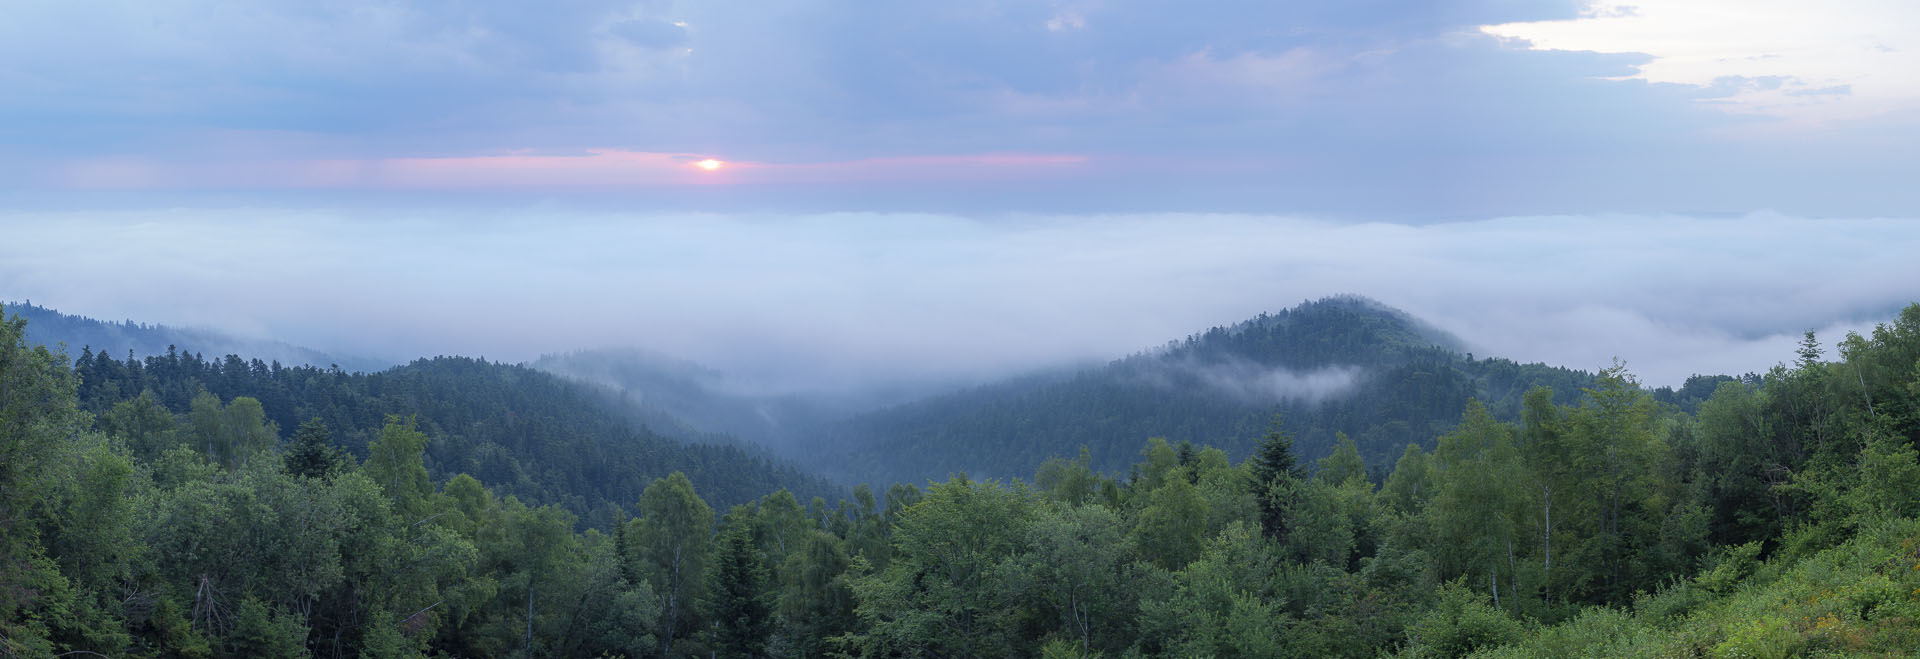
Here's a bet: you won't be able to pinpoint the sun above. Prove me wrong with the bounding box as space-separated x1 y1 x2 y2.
694 158 725 171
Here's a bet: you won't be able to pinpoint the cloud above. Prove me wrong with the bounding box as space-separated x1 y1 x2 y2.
1482 0 1920 124
1135 358 1365 406
2 210 1914 394
43 151 1091 189
4 1 1915 216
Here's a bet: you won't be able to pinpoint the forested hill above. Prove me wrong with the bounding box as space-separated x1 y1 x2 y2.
63 341 839 528
8 300 390 373
814 295 1597 485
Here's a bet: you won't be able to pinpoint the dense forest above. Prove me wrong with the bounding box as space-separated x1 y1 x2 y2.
58 340 839 529
814 296 1600 485
5 301 1920 657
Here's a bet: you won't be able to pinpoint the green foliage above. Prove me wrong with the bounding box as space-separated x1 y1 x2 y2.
1316 432 1369 486
1695 541 1763 595
1381 442 1433 514
186 392 278 470
1469 606 1673 659
750 488 810 568
0 307 87 654
1567 363 1668 600
102 389 180 461
363 415 434 521
1137 521 1292 657
1424 401 1526 609
1036 446 1103 506
36 430 142 651
284 416 348 480
1404 580 1525 658
1483 514 1920 658
1040 635 1107 659
8 301 1920 658
629 471 714 657
222 597 307 659
1711 615 1801 659
565 531 661 658
1285 477 1356 566
357 607 427 659
847 477 1034 658
68 347 838 526
1134 474 1208 570
143 596 214 658
707 524 771 659
1251 416 1306 546
1691 380 1784 547
1018 503 1136 655
774 530 855 657
1846 428 1920 519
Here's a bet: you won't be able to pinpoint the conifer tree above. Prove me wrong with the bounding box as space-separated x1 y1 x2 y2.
707 526 771 659
283 417 346 479
1250 415 1303 541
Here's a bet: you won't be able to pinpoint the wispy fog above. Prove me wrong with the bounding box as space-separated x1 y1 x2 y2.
1141 358 1364 406
2 210 1915 391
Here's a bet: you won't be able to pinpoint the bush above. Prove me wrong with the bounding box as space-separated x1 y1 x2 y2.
1711 615 1801 659
1404 580 1524 658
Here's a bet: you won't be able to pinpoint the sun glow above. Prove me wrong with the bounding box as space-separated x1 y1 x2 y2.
694 158 725 171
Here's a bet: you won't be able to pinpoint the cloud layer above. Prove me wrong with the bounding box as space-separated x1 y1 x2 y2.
3 210 1912 392
3 1 1916 216
1485 0 1920 124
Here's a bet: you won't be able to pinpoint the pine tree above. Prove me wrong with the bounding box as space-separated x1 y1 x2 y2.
707 526 771 659
283 417 346 479
1249 415 1302 541
1796 330 1824 369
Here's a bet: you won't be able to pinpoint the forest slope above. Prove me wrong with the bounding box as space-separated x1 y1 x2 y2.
9 300 389 372
815 295 1597 485
23 306 841 526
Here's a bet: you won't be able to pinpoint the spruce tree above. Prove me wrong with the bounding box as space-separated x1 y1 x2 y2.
708 526 771 659
1249 415 1302 541
282 417 345 479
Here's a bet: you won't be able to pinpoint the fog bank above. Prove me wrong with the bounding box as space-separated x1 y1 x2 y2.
2 210 1914 391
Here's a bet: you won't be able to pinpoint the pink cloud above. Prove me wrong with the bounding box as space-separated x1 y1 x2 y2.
50 149 1091 189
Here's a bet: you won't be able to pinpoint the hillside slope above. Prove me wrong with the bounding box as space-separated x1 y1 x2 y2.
8 300 390 372
815 296 1596 485
23 315 837 530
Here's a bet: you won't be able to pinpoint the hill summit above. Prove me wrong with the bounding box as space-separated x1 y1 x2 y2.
808 295 1591 485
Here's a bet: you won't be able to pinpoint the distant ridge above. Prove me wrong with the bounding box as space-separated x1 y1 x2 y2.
13 303 845 526
5 300 391 373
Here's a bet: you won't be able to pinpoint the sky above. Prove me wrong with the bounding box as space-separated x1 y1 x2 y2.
2 0 1918 393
